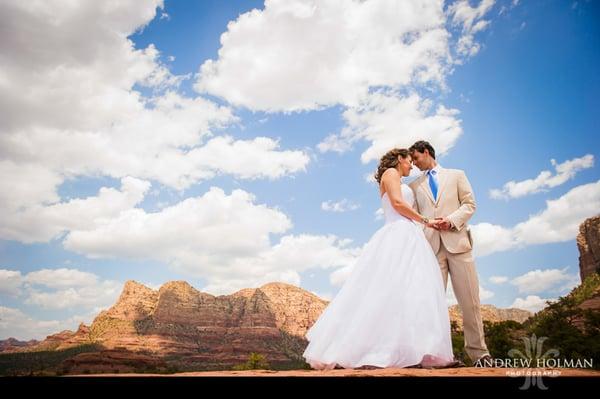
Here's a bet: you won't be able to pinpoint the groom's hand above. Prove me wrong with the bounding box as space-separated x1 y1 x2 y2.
426 220 440 229
434 217 452 231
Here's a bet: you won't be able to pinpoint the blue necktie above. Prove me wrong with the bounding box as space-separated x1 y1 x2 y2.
428 169 438 201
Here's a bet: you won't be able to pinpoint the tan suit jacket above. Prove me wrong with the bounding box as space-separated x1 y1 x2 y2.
409 166 475 254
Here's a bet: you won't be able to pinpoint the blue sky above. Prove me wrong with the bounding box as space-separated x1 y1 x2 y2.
0 0 599 340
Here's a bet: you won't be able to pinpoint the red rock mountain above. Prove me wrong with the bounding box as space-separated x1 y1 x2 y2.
3 281 533 374
448 304 531 330
0 338 39 353
51 281 327 372
577 215 600 282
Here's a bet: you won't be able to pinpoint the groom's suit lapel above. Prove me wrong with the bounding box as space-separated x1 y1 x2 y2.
434 167 449 205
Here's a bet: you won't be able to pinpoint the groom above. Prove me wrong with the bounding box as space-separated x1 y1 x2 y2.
408 140 492 366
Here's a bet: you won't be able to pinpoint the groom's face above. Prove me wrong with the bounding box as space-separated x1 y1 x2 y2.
410 150 429 171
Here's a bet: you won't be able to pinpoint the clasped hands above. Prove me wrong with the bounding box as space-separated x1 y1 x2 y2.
425 217 452 231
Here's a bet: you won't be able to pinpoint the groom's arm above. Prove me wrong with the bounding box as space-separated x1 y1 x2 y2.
446 171 476 231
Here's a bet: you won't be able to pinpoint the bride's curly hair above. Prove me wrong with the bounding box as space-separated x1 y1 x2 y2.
374 148 410 184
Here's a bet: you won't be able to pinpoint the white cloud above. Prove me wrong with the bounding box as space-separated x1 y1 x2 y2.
63 187 292 261
0 176 151 243
253 234 359 274
24 268 99 289
1 172 363 297
195 0 451 112
513 180 600 245
140 282 162 291
472 180 600 256
0 0 167 133
470 222 516 257
193 235 361 295
0 146 302 244
490 155 595 200
54 187 361 295
449 0 495 30
445 280 494 306
329 264 354 287
321 199 360 212
479 285 497 301
0 266 124 339
0 267 122 311
448 0 496 57
0 160 63 211
0 0 310 232
0 270 23 296
0 305 104 340
479 285 496 301
446 284 458 305
318 91 463 163
185 135 309 182
0 93 308 193
310 290 333 301
510 268 579 294
0 306 62 341
25 279 122 310
194 0 499 166
374 208 385 221
498 0 519 16
364 173 377 184
511 295 555 314
195 234 361 294
489 275 508 284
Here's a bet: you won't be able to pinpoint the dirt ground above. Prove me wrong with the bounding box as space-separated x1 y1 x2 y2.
72 367 600 377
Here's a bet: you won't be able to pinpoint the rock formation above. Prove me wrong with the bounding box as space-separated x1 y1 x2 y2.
21 281 327 372
577 215 600 282
448 304 532 330
5 280 531 373
0 338 39 353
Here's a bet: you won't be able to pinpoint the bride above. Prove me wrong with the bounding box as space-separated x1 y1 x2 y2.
302 148 456 370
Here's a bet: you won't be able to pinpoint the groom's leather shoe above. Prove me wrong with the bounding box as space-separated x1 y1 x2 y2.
445 359 466 368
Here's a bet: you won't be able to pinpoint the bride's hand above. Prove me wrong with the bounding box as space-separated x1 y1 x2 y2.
425 220 440 230
434 217 452 231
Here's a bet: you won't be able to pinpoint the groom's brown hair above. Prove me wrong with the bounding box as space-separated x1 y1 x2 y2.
409 140 436 159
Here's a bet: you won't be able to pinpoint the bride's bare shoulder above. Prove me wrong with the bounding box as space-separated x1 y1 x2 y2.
381 168 399 178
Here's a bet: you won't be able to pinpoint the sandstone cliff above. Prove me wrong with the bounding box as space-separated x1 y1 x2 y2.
448 304 532 330
0 338 39 353
577 215 600 282
52 281 326 372
9 280 531 373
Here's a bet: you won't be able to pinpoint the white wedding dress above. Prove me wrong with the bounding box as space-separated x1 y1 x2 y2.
303 184 454 369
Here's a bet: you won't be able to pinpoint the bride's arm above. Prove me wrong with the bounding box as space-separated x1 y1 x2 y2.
381 169 433 226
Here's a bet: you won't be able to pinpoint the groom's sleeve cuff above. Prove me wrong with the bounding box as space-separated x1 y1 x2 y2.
446 216 461 231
